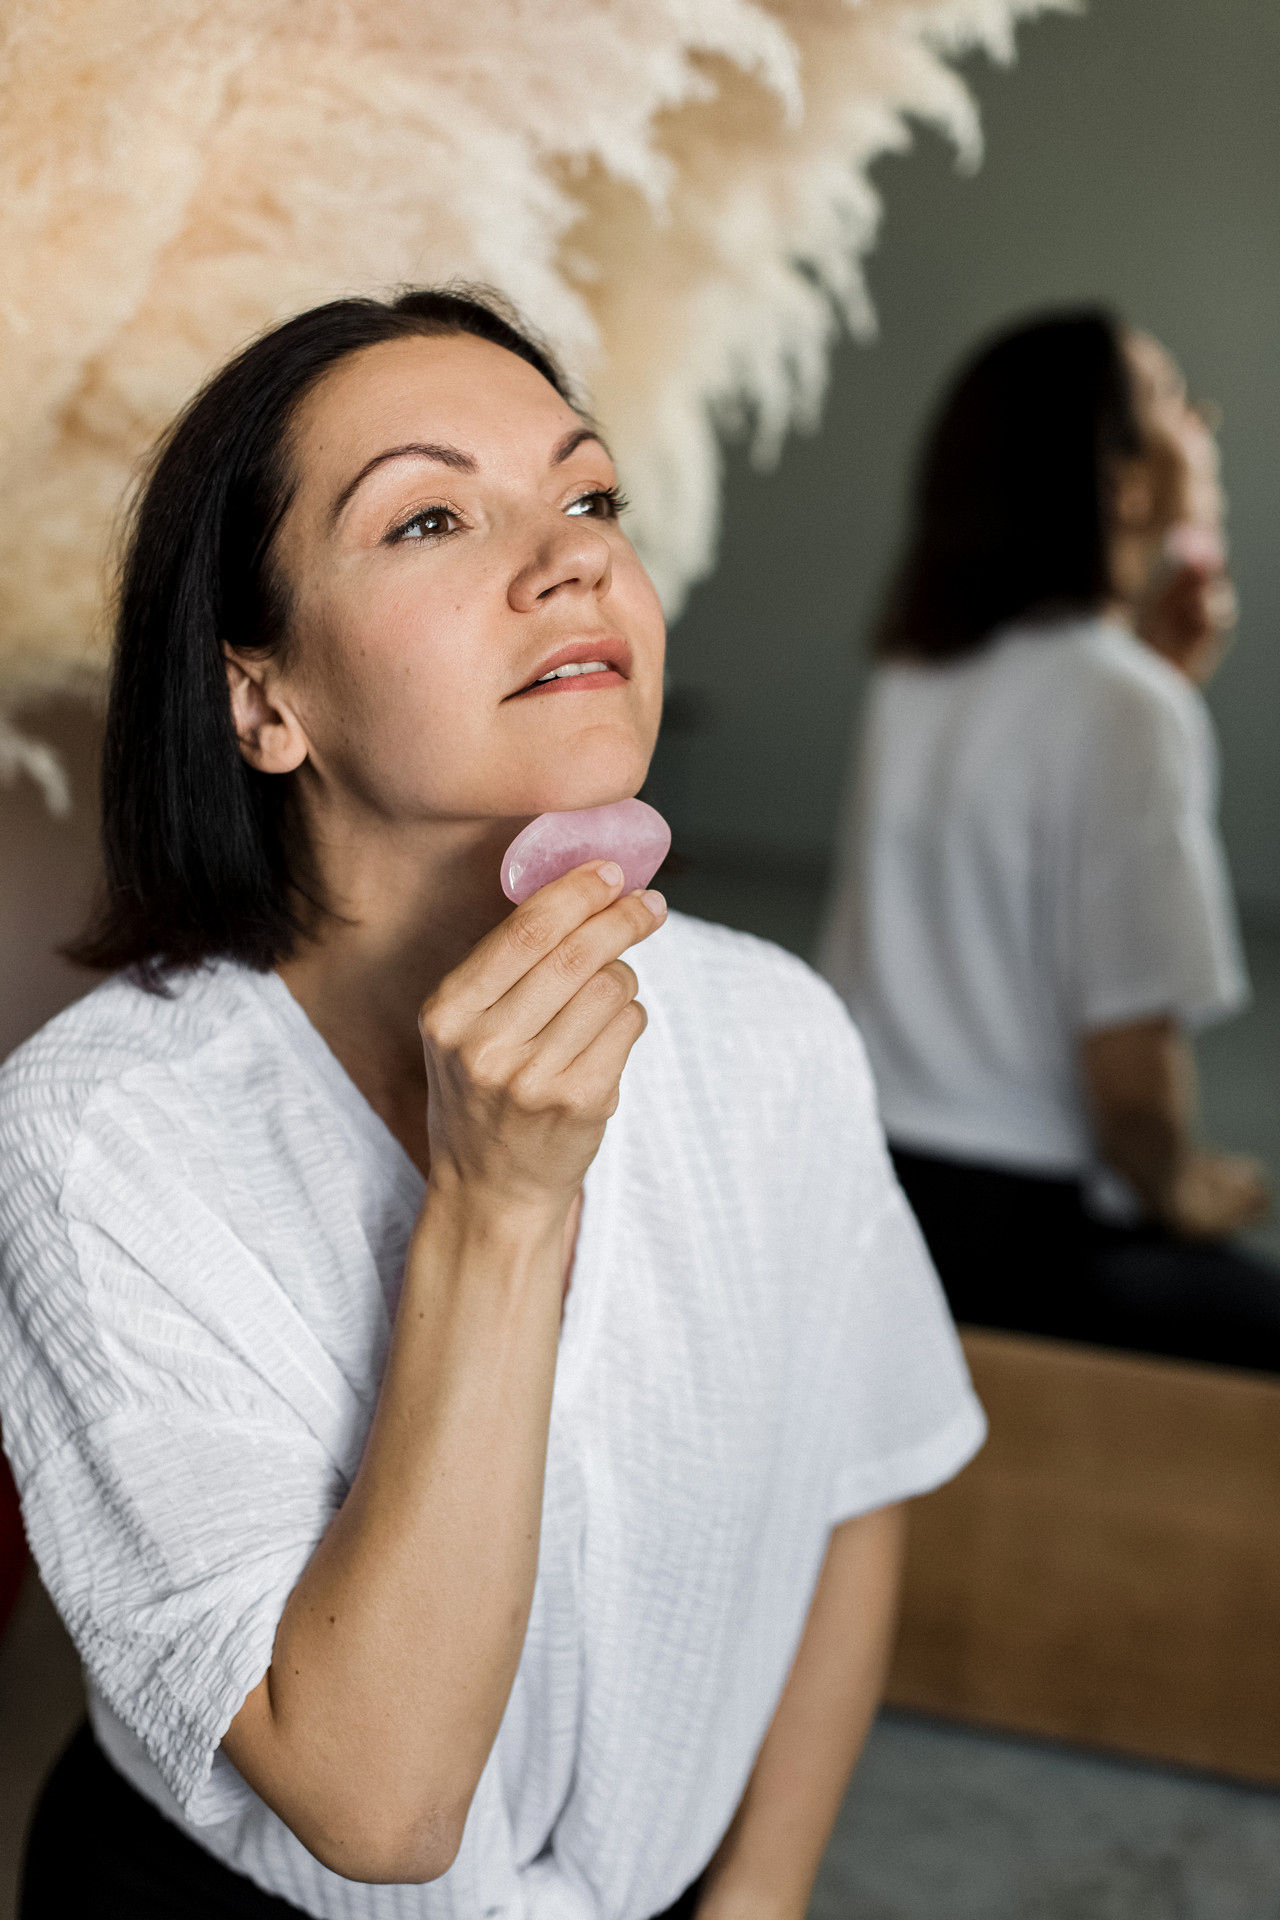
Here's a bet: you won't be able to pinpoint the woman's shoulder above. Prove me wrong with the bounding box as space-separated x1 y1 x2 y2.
624 913 894 1226
638 909 843 1014
966 617 1205 743
0 964 255 1190
998 616 1198 729
1075 617 1192 692
1065 622 1208 770
633 910 874 1096
870 617 1137 710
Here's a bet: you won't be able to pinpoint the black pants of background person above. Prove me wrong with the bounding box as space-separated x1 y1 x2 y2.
23 1723 706 1920
891 1145 1280 1374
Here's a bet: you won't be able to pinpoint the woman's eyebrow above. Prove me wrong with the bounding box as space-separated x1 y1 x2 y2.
551 426 609 466
330 442 478 523
330 426 611 524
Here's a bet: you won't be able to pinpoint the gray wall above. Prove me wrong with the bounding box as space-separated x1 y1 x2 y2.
657 0 1280 920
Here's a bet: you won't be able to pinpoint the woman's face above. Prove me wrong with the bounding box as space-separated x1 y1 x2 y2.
244 332 666 827
1122 330 1222 538
1119 330 1234 682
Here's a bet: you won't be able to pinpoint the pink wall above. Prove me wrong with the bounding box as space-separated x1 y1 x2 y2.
0 702 105 1063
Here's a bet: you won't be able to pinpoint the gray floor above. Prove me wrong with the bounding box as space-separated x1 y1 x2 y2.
817 1713 1280 1920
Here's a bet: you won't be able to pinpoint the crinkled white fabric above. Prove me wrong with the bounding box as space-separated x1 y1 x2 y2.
0 912 983 1920
820 618 1248 1177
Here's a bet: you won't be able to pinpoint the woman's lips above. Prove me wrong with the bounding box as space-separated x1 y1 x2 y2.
508 637 632 699
511 666 628 698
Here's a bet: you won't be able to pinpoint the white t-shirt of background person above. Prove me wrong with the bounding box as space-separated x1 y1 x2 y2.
819 617 1248 1180
0 913 983 1920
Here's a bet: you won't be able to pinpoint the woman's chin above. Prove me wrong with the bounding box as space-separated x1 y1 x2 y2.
502 779 644 819
496 748 654 820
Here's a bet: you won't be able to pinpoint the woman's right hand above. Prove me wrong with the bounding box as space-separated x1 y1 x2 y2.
418 859 666 1219
1166 1149 1270 1240
1082 1018 1269 1243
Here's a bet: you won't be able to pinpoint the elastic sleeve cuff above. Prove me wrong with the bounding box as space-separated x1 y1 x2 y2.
76 1551 305 1822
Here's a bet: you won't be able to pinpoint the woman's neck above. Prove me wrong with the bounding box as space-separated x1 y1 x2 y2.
1107 522 1167 626
1099 597 1138 632
277 811 520 1175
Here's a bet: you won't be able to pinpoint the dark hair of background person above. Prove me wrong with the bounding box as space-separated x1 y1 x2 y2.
874 307 1144 662
69 285 580 983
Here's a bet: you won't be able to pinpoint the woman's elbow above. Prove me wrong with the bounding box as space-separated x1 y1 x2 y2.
224 1692 476 1883
294 1795 470 1886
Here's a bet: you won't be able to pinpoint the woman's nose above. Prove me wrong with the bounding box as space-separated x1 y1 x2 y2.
508 515 613 612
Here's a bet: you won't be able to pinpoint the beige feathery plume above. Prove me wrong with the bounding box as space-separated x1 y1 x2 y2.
0 0 1071 802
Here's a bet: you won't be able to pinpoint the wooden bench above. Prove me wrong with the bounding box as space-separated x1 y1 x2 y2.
885 1328 1280 1784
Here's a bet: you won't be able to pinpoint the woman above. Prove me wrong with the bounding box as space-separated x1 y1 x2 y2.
820 307 1278 1368
0 288 982 1920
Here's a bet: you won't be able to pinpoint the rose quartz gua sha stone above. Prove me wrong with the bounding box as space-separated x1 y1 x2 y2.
500 799 671 905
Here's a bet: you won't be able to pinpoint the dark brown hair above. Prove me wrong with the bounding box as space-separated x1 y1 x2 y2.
70 285 576 982
875 308 1144 661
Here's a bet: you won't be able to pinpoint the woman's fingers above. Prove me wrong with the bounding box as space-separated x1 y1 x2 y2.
539 995 650 1121
423 869 663 1052
508 961 640 1083
489 892 663 1045
455 862 627 1011
425 862 656 1025
416 862 664 1209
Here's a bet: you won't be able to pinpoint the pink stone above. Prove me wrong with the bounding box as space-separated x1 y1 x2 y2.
500 799 672 904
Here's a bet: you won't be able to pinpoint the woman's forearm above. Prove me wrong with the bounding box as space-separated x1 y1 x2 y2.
1080 1014 1190 1213
697 1504 906 1920
223 1180 567 1882
1080 1017 1269 1236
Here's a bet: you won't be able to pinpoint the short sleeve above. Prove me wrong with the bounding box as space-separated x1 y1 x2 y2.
829 1181 987 1524
0 1095 356 1824
1073 670 1247 1032
788 986 987 1525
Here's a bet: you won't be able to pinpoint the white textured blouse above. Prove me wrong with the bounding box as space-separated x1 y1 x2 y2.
0 912 982 1920
821 619 1247 1177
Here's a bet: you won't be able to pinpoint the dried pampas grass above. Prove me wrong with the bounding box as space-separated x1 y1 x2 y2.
0 0 1070 801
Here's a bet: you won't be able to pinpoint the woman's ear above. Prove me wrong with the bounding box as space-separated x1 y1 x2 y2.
1111 456 1157 534
224 648 309 774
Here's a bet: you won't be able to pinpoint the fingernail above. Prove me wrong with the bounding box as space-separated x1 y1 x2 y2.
597 861 624 888
640 889 667 918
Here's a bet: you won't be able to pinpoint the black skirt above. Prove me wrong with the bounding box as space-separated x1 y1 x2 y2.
23 1722 705 1920
891 1143 1280 1372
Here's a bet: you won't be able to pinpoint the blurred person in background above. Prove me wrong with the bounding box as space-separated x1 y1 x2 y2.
820 308 1280 1369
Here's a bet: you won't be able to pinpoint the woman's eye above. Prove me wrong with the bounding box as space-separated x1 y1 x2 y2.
391 506 458 543
565 488 628 521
